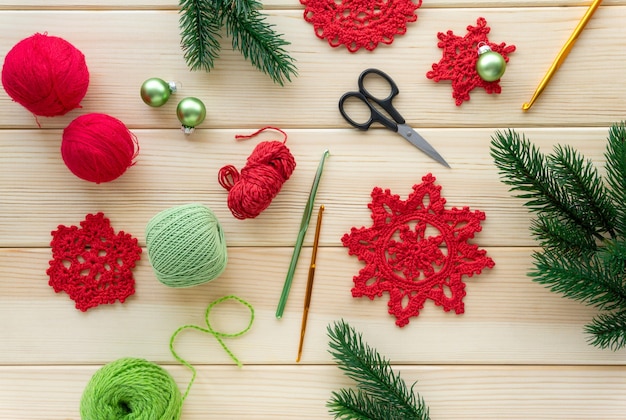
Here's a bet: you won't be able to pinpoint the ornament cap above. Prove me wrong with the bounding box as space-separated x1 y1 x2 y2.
477 42 492 55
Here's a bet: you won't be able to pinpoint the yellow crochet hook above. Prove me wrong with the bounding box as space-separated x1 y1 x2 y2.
522 0 603 111
296 204 324 362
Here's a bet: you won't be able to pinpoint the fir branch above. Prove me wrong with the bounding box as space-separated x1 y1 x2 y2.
327 320 430 420
490 130 604 241
604 122 626 235
224 5 297 85
531 249 626 312
530 216 598 258
328 389 407 420
548 144 617 238
179 0 224 71
585 310 626 350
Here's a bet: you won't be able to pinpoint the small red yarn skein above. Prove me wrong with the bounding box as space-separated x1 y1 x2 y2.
218 127 296 219
1 33 89 117
61 113 138 184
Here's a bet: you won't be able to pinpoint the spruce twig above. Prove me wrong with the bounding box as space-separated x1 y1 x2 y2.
327 320 430 420
178 0 297 85
179 0 223 71
490 122 626 350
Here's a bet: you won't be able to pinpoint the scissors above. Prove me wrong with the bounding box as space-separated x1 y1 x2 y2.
339 68 450 168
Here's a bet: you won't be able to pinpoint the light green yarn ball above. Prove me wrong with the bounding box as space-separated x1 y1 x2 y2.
146 203 228 288
80 357 183 420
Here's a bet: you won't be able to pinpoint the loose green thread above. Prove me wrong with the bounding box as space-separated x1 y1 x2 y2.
170 295 255 401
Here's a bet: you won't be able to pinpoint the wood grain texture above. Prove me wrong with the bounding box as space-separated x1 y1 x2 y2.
0 1 625 419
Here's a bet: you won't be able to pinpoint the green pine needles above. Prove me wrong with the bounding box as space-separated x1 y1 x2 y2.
327 320 430 420
179 0 297 85
490 121 626 350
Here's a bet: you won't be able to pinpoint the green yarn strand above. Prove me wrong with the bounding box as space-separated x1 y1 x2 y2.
80 357 183 420
170 295 255 401
146 203 228 288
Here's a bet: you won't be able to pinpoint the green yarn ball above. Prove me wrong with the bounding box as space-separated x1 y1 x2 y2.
80 357 183 420
146 203 228 288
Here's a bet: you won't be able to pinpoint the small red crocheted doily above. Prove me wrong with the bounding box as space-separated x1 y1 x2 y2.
301 0 422 52
342 174 495 327
426 17 516 106
47 213 142 311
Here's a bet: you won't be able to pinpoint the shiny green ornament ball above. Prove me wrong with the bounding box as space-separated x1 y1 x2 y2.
476 44 506 82
177 97 206 134
140 78 176 107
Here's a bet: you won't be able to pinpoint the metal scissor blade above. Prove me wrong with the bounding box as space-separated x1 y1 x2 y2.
396 124 450 168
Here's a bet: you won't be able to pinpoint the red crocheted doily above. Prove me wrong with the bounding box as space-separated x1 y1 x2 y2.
301 0 422 52
342 174 495 327
426 17 516 106
47 213 142 311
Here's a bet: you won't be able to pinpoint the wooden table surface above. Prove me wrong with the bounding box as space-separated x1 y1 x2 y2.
1 0 626 419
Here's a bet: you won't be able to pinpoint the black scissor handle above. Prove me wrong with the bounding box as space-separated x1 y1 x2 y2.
339 91 388 131
357 68 405 125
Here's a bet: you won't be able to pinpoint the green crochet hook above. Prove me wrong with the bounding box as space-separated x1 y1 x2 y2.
276 149 330 319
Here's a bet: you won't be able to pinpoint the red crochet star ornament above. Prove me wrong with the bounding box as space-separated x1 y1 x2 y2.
47 213 142 311
342 174 495 327
300 0 422 52
426 17 516 106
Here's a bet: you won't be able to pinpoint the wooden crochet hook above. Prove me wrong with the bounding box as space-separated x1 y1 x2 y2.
522 0 603 110
296 204 324 363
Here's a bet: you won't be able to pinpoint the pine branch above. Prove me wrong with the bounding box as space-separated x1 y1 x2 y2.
327 320 430 420
179 0 297 84
604 122 626 235
328 389 407 420
548 144 617 238
179 0 224 71
585 310 626 350
490 129 604 241
225 5 297 86
530 216 598 258
531 248 626 312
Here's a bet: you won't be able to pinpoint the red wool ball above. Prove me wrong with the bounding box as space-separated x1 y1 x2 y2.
1 33 89 117
62 113 138 184
218 128 296 219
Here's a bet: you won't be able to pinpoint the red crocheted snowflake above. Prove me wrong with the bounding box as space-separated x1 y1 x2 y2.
301 0 422 52
426 17 516 106
47 213 142 311
342 174 495 327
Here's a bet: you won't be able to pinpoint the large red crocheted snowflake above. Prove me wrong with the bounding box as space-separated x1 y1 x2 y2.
301 0 422 52
47 213 142 311
342 174 495 327
426 17 516 106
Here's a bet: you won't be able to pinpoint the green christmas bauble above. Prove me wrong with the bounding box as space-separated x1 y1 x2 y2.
476 44 506 82
176 97 206 134
140 78 176 107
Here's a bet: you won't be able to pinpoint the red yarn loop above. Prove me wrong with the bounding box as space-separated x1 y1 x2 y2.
218 127 296 220
1 33 89 117
61 113 138 184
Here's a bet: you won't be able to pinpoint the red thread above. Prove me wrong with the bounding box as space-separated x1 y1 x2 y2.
1 33 89 117
61 113 139 184
426 17 516 106
342 174 495 327
218 127 296 220
47 213 142 311
301 0 421 52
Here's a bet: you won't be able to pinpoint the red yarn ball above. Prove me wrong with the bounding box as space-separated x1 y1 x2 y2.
218 129 296 219
62 113 138 184
1 33 89 117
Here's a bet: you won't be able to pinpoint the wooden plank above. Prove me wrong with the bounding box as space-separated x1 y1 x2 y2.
1 247 623 365
0 0 625 10
1 364 626 419
0 9 623 129
0 127 614 248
